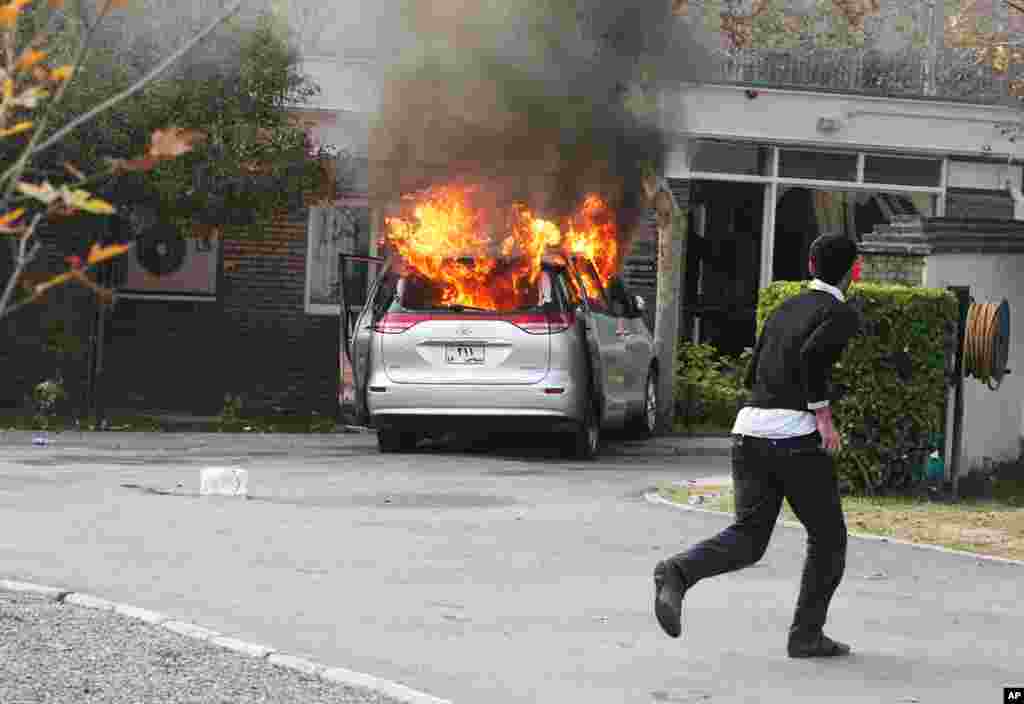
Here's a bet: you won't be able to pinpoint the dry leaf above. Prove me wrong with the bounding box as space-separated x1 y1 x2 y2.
63 161 85 181
0 208 25 226
11 86 49 109
47 0 64 7
64 188 115 215
148 127 206 160
107 155 158 174
0 0 31 28
0 120 32 138
17 180 59 204
15 49 47 71
34 270 75 296
0 207 24 234
87 242 131 265
50 65 74 82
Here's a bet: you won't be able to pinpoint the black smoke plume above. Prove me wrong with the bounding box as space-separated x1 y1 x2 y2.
369 0 711 244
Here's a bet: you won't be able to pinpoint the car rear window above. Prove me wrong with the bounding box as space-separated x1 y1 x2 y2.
391 265 568 315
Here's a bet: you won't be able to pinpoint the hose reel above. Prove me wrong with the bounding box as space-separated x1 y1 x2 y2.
962 299 1011 391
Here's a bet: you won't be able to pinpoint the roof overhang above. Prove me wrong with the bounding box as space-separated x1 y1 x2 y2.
662 82 1024 164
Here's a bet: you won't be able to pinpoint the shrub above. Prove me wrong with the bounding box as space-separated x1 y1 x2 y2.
32 377 66 430
757 281 958 494
674 342 751 431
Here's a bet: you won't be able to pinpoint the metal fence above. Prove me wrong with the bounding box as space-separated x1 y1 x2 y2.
714 47 1020 104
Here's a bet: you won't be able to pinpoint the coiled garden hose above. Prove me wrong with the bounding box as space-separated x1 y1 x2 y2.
962 299 1011 391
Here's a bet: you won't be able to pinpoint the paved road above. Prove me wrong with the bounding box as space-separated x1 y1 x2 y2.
1 430 1020 703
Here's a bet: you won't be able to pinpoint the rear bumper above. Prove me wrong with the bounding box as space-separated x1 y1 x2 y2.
367 377 584 434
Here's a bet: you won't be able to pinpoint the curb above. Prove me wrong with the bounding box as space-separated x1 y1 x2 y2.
0 579 452 704
644 491 1024 568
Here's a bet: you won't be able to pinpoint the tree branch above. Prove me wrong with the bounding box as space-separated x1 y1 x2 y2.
0 0 113 208
0 213 43 318
1008 0 1024 14
34 0 245 156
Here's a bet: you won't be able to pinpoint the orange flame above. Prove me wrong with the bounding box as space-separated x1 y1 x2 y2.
384 184 620 311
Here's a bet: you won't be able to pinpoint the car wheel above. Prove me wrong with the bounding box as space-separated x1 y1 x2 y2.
629 367 658 438
378 429 417 453
567 395 600 461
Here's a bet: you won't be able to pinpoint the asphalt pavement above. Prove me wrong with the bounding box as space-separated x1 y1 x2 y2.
0 430 1020 703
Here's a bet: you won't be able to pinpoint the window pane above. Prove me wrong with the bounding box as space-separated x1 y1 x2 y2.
864 156 941 187
308 205 370 307
691 140 769 176
779 150 857 181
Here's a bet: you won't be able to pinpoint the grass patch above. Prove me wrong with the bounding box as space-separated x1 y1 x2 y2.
0 414 164 432
656 483 1024 562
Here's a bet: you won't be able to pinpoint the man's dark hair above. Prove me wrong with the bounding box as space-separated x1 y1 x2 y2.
809 234 858 286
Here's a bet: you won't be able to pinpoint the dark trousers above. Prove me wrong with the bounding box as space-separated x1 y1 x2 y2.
666 433 848 639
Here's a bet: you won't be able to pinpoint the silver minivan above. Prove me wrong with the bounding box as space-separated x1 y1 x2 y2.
339 252 659 459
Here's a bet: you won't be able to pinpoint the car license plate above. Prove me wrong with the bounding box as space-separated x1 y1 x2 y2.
445 344 485 365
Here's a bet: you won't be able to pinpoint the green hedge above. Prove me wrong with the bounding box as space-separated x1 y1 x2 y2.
757 282 958 493
674 342 750 431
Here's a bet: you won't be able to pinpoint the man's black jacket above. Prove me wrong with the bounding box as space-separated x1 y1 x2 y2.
744 290 861 412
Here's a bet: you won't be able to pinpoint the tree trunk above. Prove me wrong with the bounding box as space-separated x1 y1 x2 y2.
646 177 687 434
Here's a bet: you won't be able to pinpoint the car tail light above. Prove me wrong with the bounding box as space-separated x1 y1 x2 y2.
373 313 429 334
507 312 574 334
546 312 574 334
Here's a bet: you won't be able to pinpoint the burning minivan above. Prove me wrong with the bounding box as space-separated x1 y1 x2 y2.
339 185 658 459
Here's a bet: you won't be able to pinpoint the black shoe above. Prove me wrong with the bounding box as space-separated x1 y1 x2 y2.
787 633 852 658
653 561 687 639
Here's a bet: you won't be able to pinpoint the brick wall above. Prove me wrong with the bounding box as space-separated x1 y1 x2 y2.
1 207 340 418
219 212 338 414
859 252 926 286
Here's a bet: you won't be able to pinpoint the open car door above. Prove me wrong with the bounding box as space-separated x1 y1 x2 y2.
339 253 386 426
566 255 607 417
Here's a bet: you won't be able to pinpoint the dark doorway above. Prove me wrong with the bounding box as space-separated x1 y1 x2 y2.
772 186 818 282
684 181 763 357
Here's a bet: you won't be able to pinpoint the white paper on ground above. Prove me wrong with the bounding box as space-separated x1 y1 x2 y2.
199 467 249 496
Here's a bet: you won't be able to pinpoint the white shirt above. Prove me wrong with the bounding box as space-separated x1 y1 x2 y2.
731 279 845 439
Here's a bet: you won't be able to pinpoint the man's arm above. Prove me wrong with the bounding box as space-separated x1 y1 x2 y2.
800 307 860 452
743 330 764 391
799 307 860 410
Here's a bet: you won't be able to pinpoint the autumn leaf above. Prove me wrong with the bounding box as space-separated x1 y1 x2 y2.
63 161 85 181
11 86 49 109
107 155 158 174
87 242 131 265
0 207 24 233
3 79 12 100
148 127 206 160
0 120 32 138
34 270 75 297
0 0 31 28
16 49 47 71
47 0 64 7
0 208 24 226
50 65 74 82
97 0 131 11
64 188 115 214
17 180 59 205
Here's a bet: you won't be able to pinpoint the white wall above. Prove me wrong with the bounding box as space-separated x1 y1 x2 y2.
662 83 1024 168
924 254 1024 470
